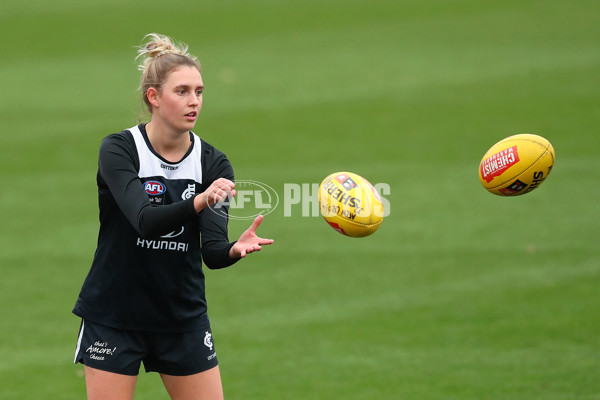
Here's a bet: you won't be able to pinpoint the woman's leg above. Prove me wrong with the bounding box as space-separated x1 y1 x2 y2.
84 366 138 400
160 365 224 400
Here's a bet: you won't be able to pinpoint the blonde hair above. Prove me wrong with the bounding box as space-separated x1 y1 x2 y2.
136 33 201 113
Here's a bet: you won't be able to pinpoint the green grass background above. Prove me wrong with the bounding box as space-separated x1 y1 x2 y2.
1 0 599 398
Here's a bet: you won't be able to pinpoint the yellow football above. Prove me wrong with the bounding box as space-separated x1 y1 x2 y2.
318 172 384 237
479 134 555 196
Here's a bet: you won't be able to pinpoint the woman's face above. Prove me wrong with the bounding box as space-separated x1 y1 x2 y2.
151 65 204 133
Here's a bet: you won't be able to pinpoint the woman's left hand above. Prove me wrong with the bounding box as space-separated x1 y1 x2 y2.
229 215 274 259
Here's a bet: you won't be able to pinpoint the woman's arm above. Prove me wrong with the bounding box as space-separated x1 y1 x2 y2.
98 133 197 238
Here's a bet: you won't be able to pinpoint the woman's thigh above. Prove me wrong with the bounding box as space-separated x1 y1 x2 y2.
84 366 138 400
160 365 224 400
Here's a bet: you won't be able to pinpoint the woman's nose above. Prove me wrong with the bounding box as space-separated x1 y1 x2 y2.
189 93 199 105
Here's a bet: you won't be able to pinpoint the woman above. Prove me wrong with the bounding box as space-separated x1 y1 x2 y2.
73 33 274 400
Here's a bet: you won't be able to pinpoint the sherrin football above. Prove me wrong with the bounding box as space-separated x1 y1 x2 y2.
318 172 384 237
479 134 555 196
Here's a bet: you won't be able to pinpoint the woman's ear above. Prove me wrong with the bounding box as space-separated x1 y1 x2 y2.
147 87 160 109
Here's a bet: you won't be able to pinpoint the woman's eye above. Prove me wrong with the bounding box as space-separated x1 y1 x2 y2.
196 90 203 96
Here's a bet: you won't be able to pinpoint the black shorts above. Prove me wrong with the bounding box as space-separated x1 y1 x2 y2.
73 316 218 376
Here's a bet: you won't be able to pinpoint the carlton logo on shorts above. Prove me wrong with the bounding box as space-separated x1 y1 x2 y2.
203 331 213 350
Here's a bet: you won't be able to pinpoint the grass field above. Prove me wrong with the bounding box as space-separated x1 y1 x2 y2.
1 0 599 399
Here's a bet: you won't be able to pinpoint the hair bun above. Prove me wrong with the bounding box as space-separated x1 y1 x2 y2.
136 33 193 71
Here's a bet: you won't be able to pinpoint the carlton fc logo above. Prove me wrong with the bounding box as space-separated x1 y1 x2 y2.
144 180 166 196
204 331 213 350
182 183 196 200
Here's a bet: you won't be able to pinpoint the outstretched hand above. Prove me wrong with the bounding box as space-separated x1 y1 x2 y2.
229 215 274 259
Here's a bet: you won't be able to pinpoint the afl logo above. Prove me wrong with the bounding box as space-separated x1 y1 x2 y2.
144 180 166 196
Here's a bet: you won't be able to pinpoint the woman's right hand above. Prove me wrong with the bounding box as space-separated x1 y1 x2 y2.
194 178 236 212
